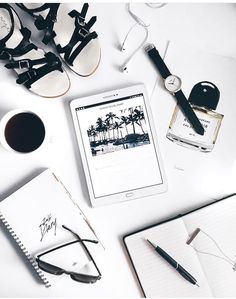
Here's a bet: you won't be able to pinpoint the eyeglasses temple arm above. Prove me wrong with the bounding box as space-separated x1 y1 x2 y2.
37 239 79 258
62 225 101 276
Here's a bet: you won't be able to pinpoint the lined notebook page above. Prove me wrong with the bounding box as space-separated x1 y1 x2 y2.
125 218 212 297
183 195 236 297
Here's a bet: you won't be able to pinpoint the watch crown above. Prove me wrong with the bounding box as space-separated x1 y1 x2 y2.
144 43 155 53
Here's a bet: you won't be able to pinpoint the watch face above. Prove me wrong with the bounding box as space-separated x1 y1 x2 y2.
164 75 182 93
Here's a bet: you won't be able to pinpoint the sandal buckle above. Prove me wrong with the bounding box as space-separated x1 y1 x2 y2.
0 50 5 58
79 27 88 38
0 50 12 60
27 69 37 80
78 16 85 26
19 59 30 69
49 13 57 23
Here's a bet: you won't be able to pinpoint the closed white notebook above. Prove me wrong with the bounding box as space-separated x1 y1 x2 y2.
124 194 236 297
0 169 104 287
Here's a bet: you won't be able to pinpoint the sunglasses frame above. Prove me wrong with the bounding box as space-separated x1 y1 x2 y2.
36 225 102 283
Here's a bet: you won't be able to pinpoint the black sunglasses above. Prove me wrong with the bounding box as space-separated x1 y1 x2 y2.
36 225 102 283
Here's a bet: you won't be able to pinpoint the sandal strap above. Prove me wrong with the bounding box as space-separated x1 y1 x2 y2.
56 4 98 66
0 27 37 60
17 3 60 45
64 31 98 66
0 5 63 89
34 4 60 45
15 52 63 89
70 3 89 26
5 56 48 70
70 10 97 31
12 28 38 56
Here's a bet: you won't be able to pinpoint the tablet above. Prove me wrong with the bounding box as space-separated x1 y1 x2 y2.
70 84 167 207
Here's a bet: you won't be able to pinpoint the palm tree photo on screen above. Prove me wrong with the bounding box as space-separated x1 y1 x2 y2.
87 105 150 156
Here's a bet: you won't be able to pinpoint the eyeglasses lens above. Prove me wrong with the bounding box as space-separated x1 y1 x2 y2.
37 259 64 275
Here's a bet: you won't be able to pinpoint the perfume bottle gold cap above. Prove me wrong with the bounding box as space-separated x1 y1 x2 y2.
189 81 220 110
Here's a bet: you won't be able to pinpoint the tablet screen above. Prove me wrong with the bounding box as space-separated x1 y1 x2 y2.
75 93 163 198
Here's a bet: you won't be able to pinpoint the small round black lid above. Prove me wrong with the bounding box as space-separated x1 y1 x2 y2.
189 81 220 110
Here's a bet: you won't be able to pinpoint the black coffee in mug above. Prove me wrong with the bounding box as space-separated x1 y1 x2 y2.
4 112 45 153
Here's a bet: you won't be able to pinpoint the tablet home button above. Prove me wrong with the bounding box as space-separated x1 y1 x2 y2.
126 192 134 197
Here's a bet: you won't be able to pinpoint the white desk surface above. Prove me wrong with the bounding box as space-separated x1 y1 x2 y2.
1 2 236 297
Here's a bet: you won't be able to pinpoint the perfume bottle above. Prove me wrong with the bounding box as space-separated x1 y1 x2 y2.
167 81 224 152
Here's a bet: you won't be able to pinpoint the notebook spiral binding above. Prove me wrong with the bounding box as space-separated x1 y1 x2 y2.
0 213 51 288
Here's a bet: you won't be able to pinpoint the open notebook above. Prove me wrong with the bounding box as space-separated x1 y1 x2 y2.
0 169 104 287
124 194 236 297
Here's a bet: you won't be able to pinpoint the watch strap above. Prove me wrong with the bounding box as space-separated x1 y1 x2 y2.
146 45 171 79
145 44 204 136
175 90 204 135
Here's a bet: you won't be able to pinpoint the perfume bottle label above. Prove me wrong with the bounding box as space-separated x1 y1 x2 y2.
171 109 220 145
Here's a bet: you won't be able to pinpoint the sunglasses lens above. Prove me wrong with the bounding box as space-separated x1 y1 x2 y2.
70 273 100 284
37 259 64 275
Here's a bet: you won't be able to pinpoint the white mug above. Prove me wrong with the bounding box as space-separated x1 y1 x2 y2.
0 109 46 154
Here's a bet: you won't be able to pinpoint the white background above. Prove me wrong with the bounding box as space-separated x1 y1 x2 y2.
1 2 236 297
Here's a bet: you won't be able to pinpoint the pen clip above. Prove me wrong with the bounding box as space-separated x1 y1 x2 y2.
186 228 201 245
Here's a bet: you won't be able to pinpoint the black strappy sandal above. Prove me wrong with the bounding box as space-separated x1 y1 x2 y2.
17 3 101 77
0 4 70 98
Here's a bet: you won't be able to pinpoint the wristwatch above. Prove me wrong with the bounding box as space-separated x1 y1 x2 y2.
145 43 204 136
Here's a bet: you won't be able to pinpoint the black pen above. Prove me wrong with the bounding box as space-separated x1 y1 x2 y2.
147 239 200 287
